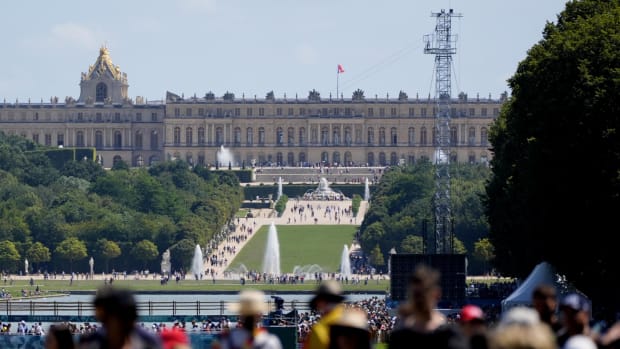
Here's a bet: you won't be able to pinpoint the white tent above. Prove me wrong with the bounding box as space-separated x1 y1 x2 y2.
501 261 559 312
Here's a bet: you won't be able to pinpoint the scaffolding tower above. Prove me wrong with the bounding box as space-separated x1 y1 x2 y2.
424 9 462 254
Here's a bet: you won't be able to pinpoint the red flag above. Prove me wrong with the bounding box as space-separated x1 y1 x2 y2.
337 64 345 74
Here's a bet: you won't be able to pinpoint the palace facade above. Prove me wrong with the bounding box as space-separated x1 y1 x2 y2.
0 48 503 168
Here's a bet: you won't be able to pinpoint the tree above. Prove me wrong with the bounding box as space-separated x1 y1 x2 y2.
131 240 159 270
400 235 424 254
26 242 51 272
96 239 121 273
473 238 494 275
55 237 87 272
170 238 196 272
0 240 21 273
485 1 620 311
369 244 385 272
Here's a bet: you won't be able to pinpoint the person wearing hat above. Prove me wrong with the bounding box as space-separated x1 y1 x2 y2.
458 305 488 349
303 280 347 349
211 289 282 349
557 293 593 348
328 307 371 349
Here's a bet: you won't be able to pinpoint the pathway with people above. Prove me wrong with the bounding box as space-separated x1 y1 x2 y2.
204 199 369 278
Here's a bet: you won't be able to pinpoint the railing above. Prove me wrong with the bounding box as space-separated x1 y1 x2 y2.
0 300 307 317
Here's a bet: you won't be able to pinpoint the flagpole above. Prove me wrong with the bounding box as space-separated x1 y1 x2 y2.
336 64 344 100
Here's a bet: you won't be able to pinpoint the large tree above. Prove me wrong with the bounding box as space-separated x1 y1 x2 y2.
55 237 88 272
486 0 620 313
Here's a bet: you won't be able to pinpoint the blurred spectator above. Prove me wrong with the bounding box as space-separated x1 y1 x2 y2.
78 286 163 349
458 304 489 349
303 279 347 349
45 323 75 349
557 293 593 348
488 307 556 349
211 289 282 349
329 307 371 349
160 328 190 349
388 264 468 349
532 284 561 333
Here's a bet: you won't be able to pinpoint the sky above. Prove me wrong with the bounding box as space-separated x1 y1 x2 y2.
0 0 569 103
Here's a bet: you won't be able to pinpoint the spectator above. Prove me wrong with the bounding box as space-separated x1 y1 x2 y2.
557 293 593 348
458 304 489 349
211 289 282 349
532 284 561 333
487 307 556 349
388 264 468 349
78 286 163 349
45 323 76 349
328 307 371 349
303 279 347 349
160 327 191 349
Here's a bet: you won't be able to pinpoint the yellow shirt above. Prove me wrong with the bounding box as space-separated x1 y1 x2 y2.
303 304 345 349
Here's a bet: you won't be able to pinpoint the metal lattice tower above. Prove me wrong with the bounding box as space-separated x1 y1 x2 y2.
424 9 461 254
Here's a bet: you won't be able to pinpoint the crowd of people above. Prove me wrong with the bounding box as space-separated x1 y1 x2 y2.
3 265 620 349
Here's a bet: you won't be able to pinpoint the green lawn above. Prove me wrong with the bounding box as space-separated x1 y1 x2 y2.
2 279 389 298
227 225 358 274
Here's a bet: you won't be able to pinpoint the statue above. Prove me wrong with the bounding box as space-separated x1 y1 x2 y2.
89 257 94 276
161 249 171 276
24 259 28 275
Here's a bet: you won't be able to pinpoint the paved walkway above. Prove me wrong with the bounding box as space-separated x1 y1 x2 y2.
205 199 369 278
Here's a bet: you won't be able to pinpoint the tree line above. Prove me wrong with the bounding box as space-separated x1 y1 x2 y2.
0 132 242 274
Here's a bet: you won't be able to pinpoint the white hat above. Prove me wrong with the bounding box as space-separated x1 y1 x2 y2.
332 308 369 331
227 289 269 316
563 335 597 349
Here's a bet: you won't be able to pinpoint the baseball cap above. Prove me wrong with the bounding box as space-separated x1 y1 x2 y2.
560 293 590 313
460 304 485 323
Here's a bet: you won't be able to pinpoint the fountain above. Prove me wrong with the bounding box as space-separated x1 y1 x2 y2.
190 244 204 280
340 245 352 278
292 264 324 280
216 145 234 168
364 177 370 201
303 177 347 200
262 222 281 276
277 177 283 200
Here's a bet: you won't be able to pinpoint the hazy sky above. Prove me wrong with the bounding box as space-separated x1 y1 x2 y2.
0 0 568 102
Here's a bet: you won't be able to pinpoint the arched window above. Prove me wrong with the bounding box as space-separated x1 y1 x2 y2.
216 127 224 145
379 127 386 145
198 127 205 145
287 152 294 166
299 127 306 145
450 126 458 145
391 127 398 145
135 131 143 149
420 127 427 145
390 152 398 165
276 152 283 166
136 155 144 167
367 127 374 145
258 127 265 145
367 152 375 166
468 127 476 145
321 151 329 164
234 127 241 146
276 127 284 145
113 155 122 165
96 83 107 102
173 127 181 145
95 130 104 148
186 127 193 145
344 151 352 166
151 130 158 150
333 151 341 165
287 127 295 145
408 127 415 145
246 127 253 146
379 152 387 166
76 131 85 147
114 131 122 148
481 127 488 146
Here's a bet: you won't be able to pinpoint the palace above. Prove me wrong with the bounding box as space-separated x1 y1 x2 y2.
0 48 503 168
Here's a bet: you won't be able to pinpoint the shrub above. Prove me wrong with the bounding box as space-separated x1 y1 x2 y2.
352 194 362 216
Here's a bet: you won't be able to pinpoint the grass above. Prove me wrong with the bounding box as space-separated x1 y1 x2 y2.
235 209 249 218
1 278 389 297
226 225 358 274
